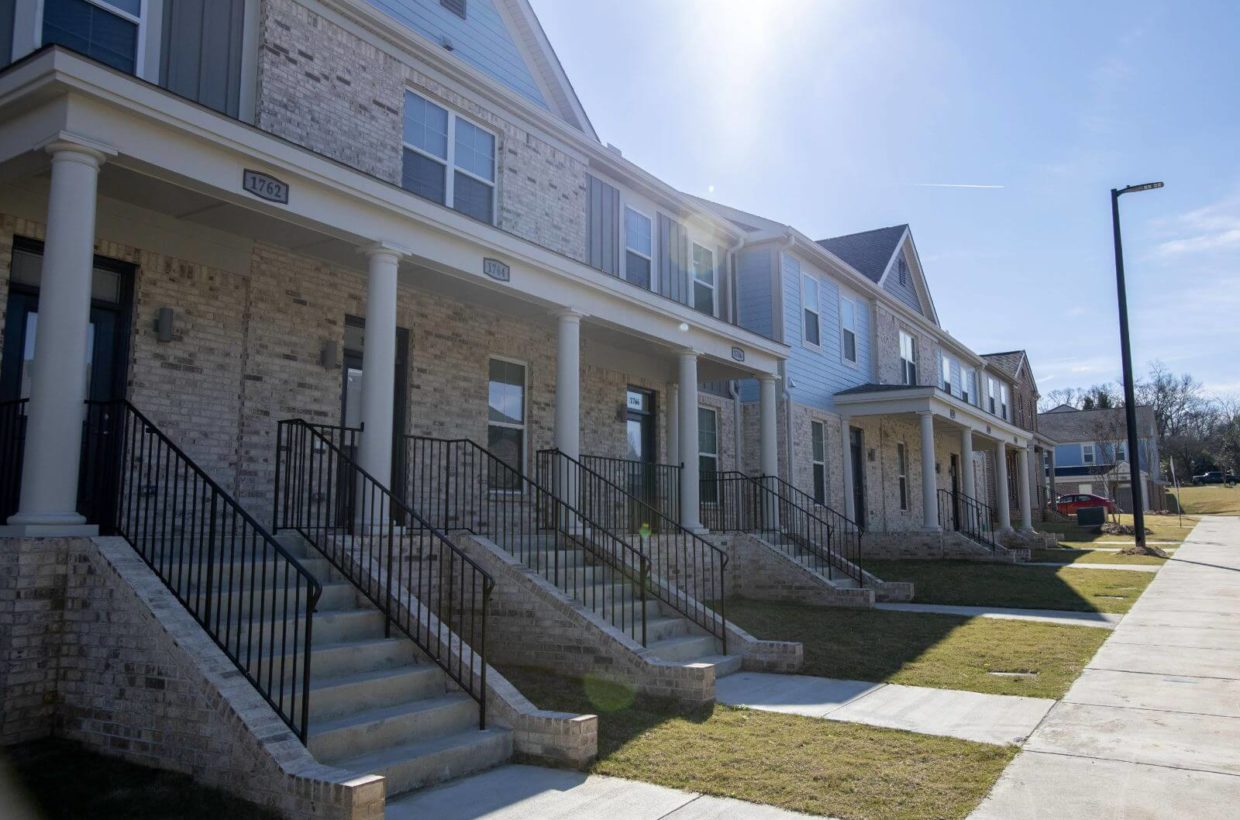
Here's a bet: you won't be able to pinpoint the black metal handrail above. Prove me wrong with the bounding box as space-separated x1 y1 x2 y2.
938 487 999 552
579 454 682 530
701 470 865 586
0 399 27 522
754 474 864 582
401 436 652 646
274 420 492 726
539 449 727 652
81 401 319 742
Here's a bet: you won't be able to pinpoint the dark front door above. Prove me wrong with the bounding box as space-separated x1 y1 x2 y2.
948 453 961 530
625 387 657 531
849 427 866 529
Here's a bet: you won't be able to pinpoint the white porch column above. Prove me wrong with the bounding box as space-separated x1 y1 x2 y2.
758 375 779 478
918 411 940 531
959 427 976 500
554 311 582 459
841 420 856 521
995 441 1012 531
678 351 703 531
8 139 113 535
1017 445 1033 531
667 383 679 466
358 243 405 490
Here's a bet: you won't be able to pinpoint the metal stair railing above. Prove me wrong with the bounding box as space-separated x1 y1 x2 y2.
938 487 1000 552
81 401 320 742
274 420 492 728
579 454 682 531
538 449 727 652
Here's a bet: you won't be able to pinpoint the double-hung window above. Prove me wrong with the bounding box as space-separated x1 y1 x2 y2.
811 421 826 505
1082 443 1095 465
941 355 953 393
987 377 997 414
487 358 526 490
402 91 496 223
1116 442 1127 462
896 442 909 510
840 297 857 364
624 207 653 290
1000 384 1010 420
692 243 715 316
43 0 144 74
699 407 720 503
802 276 820 347
962 367 973 404
899 331 917 385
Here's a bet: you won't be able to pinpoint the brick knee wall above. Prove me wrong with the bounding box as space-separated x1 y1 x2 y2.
0 537 384 819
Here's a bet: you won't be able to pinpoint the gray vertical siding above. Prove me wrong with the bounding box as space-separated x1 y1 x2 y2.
586 175 620 276
715 243 730 322
161 0 245 117
736 247 774 340
883 252 923 314
364 0 548 110
657 213 689 306
0 0 13 67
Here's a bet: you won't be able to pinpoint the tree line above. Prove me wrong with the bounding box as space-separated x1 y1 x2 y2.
1038 361 1240 479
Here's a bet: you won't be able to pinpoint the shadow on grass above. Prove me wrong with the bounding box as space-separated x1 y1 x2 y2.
0 739 278 820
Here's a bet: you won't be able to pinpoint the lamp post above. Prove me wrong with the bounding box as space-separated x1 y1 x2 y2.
1111 181 1163 550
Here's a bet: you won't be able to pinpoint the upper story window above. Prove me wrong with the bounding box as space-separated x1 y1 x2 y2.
440 0 468 19
962 366 973 404
624 207 653 290
692 243 715 316
899 330 917 385
987 376 997 414
941 355 952 393
1082 443 1095 465
802 276 821 347
43 0 144 74
1116 442 1127 462
1000 384 1010 420
402 91 496 224
840 297 857 364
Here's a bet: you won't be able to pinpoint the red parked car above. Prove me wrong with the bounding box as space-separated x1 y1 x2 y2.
1052 493 1118 515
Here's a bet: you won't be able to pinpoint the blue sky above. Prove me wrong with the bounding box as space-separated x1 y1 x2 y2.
530 0 1240 396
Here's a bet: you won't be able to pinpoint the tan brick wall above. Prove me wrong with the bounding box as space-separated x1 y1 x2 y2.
873 303 941 388
255 0 588 263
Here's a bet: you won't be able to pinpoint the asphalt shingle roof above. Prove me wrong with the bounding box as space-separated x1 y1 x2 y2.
1036 405 1157 442
815 225 908 283
981 351 1025 379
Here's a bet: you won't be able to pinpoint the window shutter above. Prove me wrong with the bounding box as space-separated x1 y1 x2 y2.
161 0 246 117
587 175 620 276
716 244 730 321
658 214 689 305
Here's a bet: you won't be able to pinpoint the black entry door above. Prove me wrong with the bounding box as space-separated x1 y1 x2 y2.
948 454 960 530
625 387 657 531
850 427 866 529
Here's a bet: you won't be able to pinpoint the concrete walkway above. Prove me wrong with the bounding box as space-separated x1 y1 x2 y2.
385 764 816 819
716 671 1053 746
876 602 1122 629
973 516 1240 818
1024 561 1161 573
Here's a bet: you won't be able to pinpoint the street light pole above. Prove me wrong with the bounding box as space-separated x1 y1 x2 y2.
1110 181 1163 550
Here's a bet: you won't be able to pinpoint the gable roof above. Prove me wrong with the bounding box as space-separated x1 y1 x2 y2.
499 0 597 139
1037 405 1157 442
981 351 1024 379
815 225 909 283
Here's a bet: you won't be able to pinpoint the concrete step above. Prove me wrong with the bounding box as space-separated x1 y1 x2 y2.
165 557 334 589
305 665 446 722
646 615 690 643
309 637 418 680
309 694 478 763
645 634 719 663
334 727 512 797
248 608 385 648
517 548 587 570
693 653 744 679
199 580 359 617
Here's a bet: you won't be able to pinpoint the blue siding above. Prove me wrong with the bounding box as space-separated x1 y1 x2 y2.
365 0 548 109
736 247 774 339
0 0 13 67
1055 443 1087 468
780 254 871 412
883 251 923 315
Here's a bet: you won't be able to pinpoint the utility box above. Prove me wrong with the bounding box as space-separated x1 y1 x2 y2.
1077 506 1107 527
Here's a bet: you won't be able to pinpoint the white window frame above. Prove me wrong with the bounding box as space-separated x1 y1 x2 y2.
691 241 716 316
962 366 973 404
36 0 150 77
1000 383 1010 420
941 355 952 394
987 377 998 415
899 330 917 386
811 420 826 505
623 205 654 291
801 274 821 349
896 441 909 510
1116 442 1127 462
486 355 528 492
698 406 720 503
402 90 497 224
839 295 858 365
1082 443 1095 465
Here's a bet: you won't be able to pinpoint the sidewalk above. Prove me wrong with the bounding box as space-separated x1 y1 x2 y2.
876 602 1122 629
973 515 1240 818
716 671 1053 745
385 764 817 819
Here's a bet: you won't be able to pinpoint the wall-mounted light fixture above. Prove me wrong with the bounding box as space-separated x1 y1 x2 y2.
155 307 175 342
868 448 876 462
320 340 339 370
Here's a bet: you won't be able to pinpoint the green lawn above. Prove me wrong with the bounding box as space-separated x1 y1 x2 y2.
726 600 1108 699
1039 514 1197 544
2 739 277 820
865 560 1154 613
1171 485 1240 516
502 666 1015 820
1030 548 1166 566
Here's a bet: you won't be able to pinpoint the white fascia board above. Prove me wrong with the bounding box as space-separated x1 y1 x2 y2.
2 50 785 372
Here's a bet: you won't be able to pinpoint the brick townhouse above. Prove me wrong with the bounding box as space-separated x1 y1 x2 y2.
0 1 1055 815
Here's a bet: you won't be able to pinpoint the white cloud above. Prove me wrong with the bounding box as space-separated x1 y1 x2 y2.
1154 193 1240 257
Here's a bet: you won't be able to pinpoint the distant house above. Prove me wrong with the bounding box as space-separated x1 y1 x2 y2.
1036 404 1162 512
